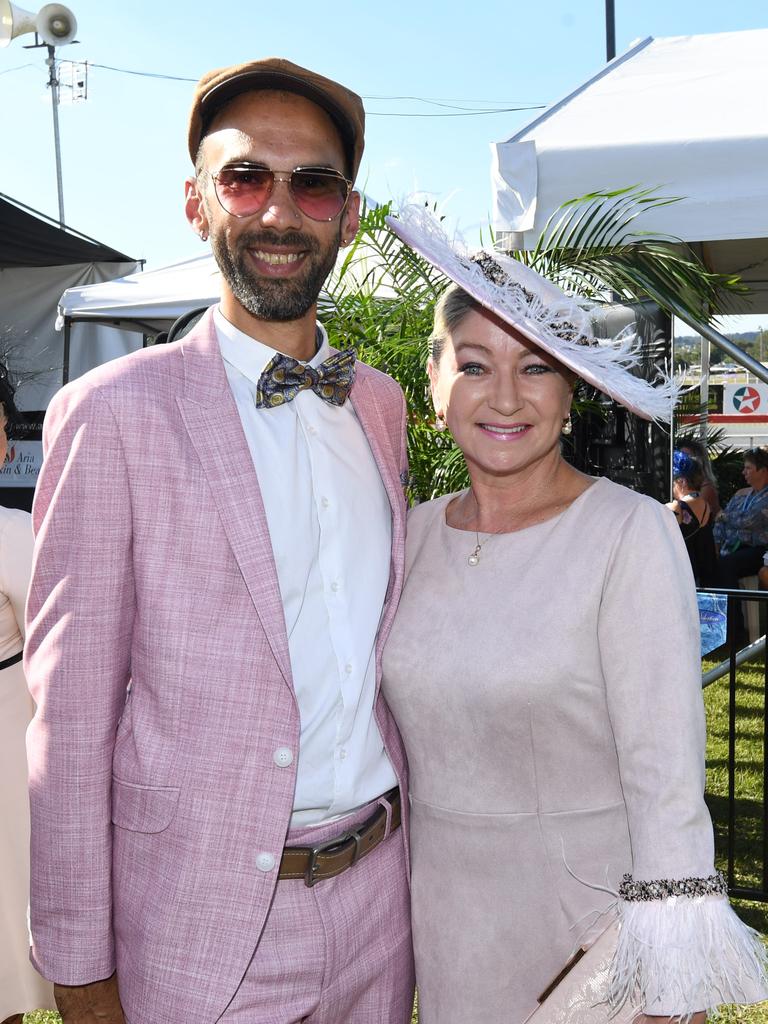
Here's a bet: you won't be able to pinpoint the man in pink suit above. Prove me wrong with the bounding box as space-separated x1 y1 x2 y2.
25 58 414 1024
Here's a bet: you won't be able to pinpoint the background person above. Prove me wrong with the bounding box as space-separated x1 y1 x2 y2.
679 436 721 516
714 445 768 590
666 449 718 587
381 205 768 1024
0 360 55 1024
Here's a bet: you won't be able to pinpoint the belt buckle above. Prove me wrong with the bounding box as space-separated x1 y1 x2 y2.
304 827 363 888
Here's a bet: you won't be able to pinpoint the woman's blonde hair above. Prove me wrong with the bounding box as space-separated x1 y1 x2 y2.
429 284 482 363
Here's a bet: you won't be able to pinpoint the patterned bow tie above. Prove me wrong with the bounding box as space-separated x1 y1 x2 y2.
255 349 356 409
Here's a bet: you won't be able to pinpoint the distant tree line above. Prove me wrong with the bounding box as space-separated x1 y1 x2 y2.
675 330 767 367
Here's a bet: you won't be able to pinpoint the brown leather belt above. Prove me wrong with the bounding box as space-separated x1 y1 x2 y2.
279 787 401 887
0 650 23 671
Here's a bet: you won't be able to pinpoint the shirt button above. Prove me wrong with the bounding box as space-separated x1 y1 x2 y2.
339 748 348 760
273 747 293 767
344 663 353 675
321 497 330 509
331 581 340 593
256 851 276 872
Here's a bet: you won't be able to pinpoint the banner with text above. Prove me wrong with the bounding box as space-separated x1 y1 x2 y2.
0 441 43 488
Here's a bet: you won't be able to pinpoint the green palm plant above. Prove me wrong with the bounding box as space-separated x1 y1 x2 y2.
523 186 745 315
320 189 745 504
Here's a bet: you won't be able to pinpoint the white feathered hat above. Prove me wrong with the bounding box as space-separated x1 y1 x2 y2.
385 203 679 423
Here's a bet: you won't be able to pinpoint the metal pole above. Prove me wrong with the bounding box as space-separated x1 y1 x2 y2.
63 318 71 385
605 0 616 62
670 299 768 386
45 44 65 225
699 333 710 441
727 594 737 888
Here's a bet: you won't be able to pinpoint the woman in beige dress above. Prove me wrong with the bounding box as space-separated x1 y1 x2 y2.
381 206 768 1024
0 362 55 1022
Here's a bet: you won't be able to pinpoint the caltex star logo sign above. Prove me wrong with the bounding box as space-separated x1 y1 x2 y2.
733 386 762 413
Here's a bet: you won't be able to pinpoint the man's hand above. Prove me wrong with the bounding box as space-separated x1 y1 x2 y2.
54 974 126 1023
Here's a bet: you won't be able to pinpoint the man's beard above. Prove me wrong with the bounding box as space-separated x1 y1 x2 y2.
211 227 341 322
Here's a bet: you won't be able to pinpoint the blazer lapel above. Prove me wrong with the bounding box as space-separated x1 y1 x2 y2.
349 366 407 668
349 368 403 526
176 310 293 688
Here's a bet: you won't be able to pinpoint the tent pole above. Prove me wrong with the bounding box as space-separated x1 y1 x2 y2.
699 334 710 442
605 0 616 62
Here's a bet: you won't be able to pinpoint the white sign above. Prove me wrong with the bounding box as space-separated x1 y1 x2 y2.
723 383 768 416
0 440 43 487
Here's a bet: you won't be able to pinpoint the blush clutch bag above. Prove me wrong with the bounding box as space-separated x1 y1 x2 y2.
524 920 639 1024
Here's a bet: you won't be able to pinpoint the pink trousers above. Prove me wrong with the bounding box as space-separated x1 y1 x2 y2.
218 795 414 1023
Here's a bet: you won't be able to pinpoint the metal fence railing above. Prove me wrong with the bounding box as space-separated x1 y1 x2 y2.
699 587 768 903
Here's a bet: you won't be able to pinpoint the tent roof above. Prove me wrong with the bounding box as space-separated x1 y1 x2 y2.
58 254 222 333
0 192 134 268
492 29 768 246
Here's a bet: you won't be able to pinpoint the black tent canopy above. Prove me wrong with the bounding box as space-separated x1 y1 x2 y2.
0 192 132 268
0 193 140 510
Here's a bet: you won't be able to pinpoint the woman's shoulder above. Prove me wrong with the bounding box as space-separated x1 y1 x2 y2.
583 477 679 539
585 476 662 516
0 506 33 586
0 505 32 543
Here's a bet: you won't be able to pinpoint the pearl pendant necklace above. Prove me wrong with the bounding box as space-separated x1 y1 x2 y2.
467 490 491 566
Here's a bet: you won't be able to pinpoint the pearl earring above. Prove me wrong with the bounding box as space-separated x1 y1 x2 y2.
561 415 573 436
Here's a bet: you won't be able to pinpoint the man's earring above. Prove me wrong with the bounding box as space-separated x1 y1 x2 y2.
561 415 573 436
200 231 208 242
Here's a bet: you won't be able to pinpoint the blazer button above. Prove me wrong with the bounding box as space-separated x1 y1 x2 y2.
256 852 276 872
273 747 294 767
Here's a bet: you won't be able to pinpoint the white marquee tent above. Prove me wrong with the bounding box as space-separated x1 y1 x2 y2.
491 29 768 315
58 228 396 382
58 254 222 337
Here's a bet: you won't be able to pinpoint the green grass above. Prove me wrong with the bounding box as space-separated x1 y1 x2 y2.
704 659 768 933
20 666 768 1024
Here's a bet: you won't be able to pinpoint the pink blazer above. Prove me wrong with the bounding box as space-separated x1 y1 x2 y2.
25 308 410 1023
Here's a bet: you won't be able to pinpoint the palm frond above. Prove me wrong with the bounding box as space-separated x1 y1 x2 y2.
519 186 745 321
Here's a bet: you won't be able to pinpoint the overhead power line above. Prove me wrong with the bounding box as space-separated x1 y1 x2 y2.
82 61 196 82
0 62 37 76
367 106 543 117
48 60 544 116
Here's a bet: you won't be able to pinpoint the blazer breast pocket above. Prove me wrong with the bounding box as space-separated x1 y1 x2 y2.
111 776 180 834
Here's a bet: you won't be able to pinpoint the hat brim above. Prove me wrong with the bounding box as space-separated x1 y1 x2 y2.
200 70 357 174
386 208 678 423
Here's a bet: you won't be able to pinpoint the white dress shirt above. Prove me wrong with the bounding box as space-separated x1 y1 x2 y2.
214 307 397 826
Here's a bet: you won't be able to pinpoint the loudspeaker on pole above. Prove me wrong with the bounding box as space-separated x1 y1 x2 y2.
0 0 76 47
0 0 37 45
37 3 77 46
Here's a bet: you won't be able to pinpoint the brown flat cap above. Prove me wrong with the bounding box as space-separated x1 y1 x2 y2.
188 57 365 180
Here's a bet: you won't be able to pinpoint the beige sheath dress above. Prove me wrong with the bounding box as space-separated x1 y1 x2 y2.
0 504 55 1017
382 477 768 1024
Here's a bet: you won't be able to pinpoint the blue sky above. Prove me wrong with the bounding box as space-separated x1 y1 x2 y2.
1 0 767 338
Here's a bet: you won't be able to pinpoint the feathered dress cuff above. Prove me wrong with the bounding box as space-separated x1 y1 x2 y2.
609 875 768 1016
